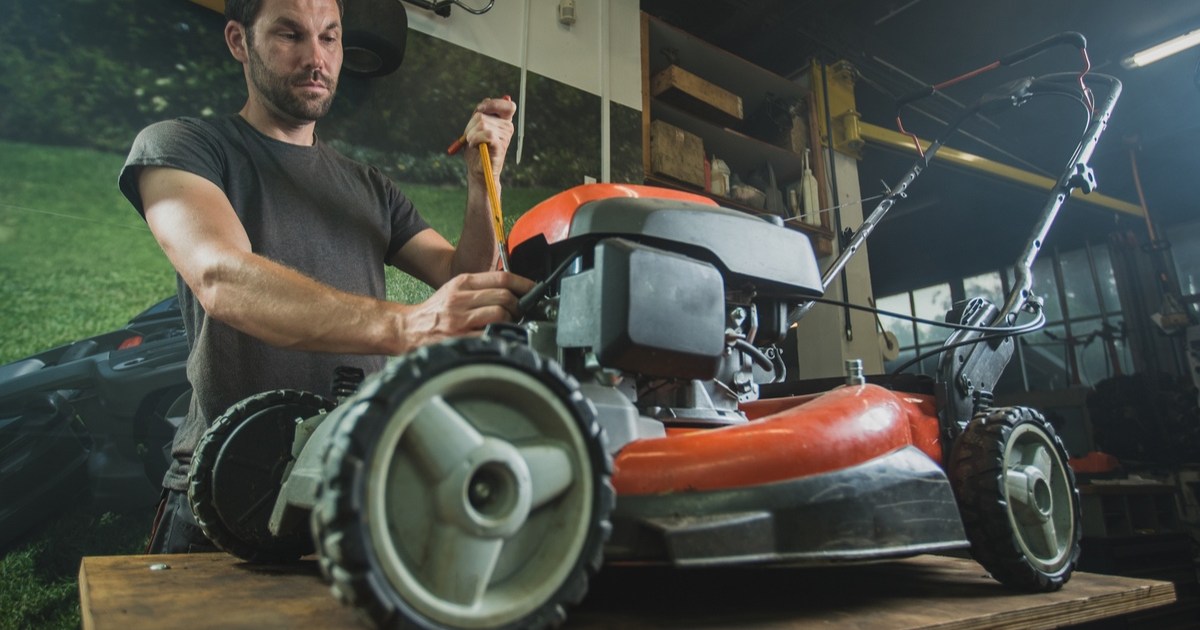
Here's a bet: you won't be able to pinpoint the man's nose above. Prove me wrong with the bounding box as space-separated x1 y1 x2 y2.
300 36 336 72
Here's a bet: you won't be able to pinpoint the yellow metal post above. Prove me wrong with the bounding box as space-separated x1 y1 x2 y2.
858 122 1144 218
811 60 864 159
808 58 1142 218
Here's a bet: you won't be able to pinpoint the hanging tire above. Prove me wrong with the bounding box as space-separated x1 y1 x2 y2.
189 389 336 562
949 406 1081 592
312 336 614 630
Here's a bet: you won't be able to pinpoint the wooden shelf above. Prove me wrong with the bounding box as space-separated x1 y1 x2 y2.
644 173 833 243
641 12 830 247
644 17 808 120
653 99 805 183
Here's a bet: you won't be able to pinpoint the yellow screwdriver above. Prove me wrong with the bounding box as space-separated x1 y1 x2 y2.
446 97 511 271
477 143 509 272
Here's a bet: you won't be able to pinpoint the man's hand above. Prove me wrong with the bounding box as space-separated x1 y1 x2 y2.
463 97 517 182
402 270 534 348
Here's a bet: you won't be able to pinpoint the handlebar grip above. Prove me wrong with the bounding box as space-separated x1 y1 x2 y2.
999 31 1087 66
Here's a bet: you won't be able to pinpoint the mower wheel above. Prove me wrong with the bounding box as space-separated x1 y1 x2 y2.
312 336 613 630
189 389 336 562
949 406 1080 592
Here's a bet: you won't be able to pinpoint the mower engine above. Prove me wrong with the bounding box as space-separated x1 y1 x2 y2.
508 186 824 448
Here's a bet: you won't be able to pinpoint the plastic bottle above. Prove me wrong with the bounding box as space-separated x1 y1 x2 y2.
711 157 731 197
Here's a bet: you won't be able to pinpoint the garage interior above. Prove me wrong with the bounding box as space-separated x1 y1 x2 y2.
639 0 1200 626
3 0 1200 627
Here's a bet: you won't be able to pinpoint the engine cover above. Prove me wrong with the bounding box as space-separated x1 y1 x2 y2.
556 238 726 380
569 197 821 298
508 184 824 299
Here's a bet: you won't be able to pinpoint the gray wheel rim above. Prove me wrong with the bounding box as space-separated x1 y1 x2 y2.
366 364 593 629
1002 423 1074 572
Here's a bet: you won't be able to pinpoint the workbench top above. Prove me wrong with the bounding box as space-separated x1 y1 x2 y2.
79 552 1176 629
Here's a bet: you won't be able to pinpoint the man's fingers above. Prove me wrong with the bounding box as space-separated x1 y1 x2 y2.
476 96 517 120
458 271 535 295
465 304 517 329
466 117 513 149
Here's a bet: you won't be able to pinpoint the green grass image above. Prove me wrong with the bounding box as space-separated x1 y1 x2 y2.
0 138 557 628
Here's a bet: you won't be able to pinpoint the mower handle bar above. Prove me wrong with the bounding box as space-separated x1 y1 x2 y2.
996 73 1121 326
894 31 1087 110
786 72 1121 328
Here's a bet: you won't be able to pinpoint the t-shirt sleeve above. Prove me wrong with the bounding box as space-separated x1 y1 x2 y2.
118 118 227 218
383 179 432 262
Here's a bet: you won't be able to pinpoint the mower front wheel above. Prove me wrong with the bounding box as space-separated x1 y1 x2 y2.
949 406 1080 592
312 337 613 630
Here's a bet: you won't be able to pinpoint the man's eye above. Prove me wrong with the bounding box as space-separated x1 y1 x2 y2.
280 32 298 40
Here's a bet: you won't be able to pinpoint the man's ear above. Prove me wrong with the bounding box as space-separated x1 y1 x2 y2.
225 21 249 63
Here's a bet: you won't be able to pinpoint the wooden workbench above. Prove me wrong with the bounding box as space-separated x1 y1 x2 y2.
79 552 1176 629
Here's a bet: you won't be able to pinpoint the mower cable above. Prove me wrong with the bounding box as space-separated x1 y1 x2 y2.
781 193 886 227
733 338 775 371
888 309 1047 376
516 251 582 318
800 295 1044 336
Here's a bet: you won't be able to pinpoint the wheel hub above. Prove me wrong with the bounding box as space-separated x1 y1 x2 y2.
434 439 533 539
1011 464 1053 523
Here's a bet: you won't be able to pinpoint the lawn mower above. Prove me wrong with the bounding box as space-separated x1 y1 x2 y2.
0 296 188 549
186 33 1121 629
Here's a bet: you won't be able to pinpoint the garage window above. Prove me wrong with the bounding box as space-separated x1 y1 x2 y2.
878 241 1130 392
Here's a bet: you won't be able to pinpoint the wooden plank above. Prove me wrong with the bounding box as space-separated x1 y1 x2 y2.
643 15 807 121
651 65 743 126
79 554 358 630
649 119 705 188
80 553 1175 630
574 555 1177 629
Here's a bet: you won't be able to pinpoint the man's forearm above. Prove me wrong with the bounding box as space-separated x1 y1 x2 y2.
451 179 502 276
199 249 411 355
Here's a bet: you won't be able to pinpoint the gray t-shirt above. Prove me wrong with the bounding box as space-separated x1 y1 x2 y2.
119 115 429 491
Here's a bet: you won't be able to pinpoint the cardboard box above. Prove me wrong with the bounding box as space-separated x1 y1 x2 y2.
651 65 743 126
650 120 705 188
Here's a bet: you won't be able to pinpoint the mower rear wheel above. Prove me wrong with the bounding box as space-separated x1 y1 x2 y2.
949 406 1080 591
312 337 613 630
189 389 336 562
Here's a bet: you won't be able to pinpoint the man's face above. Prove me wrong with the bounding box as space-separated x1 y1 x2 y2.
245 0 343 123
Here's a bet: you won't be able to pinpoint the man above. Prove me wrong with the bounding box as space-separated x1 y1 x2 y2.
118 0 531 553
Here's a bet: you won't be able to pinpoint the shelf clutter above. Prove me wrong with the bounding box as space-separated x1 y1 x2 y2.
641 13 832 252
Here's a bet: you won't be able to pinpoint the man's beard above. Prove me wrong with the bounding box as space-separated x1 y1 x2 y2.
247 43 337 122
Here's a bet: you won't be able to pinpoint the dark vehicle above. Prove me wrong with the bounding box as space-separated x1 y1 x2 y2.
0 297 189 549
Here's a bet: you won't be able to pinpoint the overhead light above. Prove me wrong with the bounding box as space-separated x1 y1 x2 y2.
1122 28 1200 68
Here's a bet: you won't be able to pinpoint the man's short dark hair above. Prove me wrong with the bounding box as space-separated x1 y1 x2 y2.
224 0 345 29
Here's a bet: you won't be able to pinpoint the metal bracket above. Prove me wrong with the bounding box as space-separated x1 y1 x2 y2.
813 60 864 159
935 298 1015 441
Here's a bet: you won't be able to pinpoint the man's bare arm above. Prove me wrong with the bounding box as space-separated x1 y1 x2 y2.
393 97 518 287
139 166 530 354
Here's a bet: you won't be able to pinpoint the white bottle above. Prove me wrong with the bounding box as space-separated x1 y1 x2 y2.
711 157 731 197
